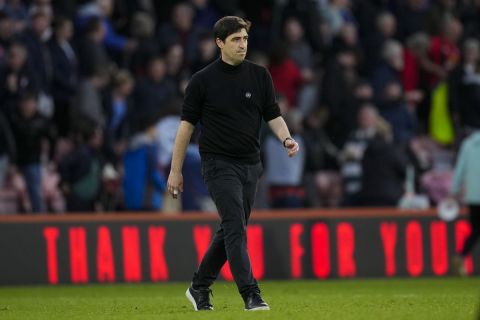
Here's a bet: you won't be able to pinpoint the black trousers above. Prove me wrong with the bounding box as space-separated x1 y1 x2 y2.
460 205 480 256
192 158 262 299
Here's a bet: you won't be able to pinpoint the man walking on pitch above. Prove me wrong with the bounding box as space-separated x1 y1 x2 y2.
167 16 299 311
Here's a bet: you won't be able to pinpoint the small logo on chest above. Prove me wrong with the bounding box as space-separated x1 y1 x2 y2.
245 92 252 99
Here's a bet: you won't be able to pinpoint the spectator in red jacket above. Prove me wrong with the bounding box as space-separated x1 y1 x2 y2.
268 42 303 107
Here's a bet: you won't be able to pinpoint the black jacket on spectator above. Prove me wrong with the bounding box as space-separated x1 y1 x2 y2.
358 136 407 206
449 64 480 130
48 37 77 103
8 111 53 166
133 77 176 113
19 29 52 94
303 124 338 172
75 36 110 77
157 23 201 64
0 112 16 161
59 144 102 212
129 39 161 76
52 0 77 18
460 4 480 39
321 57 359 148
395 4 427 41
370 62 402 107
0 37 11 67
48 37 78 136
0 65 39 113
379 99 416 144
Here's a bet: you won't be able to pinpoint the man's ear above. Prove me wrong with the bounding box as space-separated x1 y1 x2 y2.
215 38 224 49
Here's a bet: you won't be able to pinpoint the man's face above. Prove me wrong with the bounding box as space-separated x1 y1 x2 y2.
216 28 248 65
0 18 13 40
19 97 38 118
148 58 167 81
32 15 50 35
358 106 377 129
8 45 27 70
58 21 73 40
285 18 303 42
98 0 113 17
173 4 193 31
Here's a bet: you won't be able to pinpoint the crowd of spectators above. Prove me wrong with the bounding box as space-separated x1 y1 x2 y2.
0 0 479 214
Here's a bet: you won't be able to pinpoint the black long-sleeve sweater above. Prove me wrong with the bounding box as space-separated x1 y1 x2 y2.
181 58 281 164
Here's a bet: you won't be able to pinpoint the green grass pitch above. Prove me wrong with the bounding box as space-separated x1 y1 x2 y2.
0 278 479 319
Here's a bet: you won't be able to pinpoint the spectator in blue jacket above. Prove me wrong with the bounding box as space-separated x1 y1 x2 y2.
76 0 137 55
123 116 166 211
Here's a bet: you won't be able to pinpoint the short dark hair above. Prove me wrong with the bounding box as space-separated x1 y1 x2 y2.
85 16 103 34
52 16 71 33
213 16 251 42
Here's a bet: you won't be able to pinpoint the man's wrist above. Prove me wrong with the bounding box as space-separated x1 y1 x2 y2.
170 168 182 175
283 137 293 147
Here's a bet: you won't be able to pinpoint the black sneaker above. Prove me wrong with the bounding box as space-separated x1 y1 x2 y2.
244 292 270 311
185 287 214 311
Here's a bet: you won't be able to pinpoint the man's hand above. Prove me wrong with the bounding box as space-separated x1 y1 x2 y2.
284 138 299 157
167 171 183 199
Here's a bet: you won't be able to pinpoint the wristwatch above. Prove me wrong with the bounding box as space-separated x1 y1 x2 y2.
283 137 293 147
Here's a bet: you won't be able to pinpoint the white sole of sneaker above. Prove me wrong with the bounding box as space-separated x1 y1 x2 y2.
185 288 198 311
245 306 270 311
185 288 214 311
